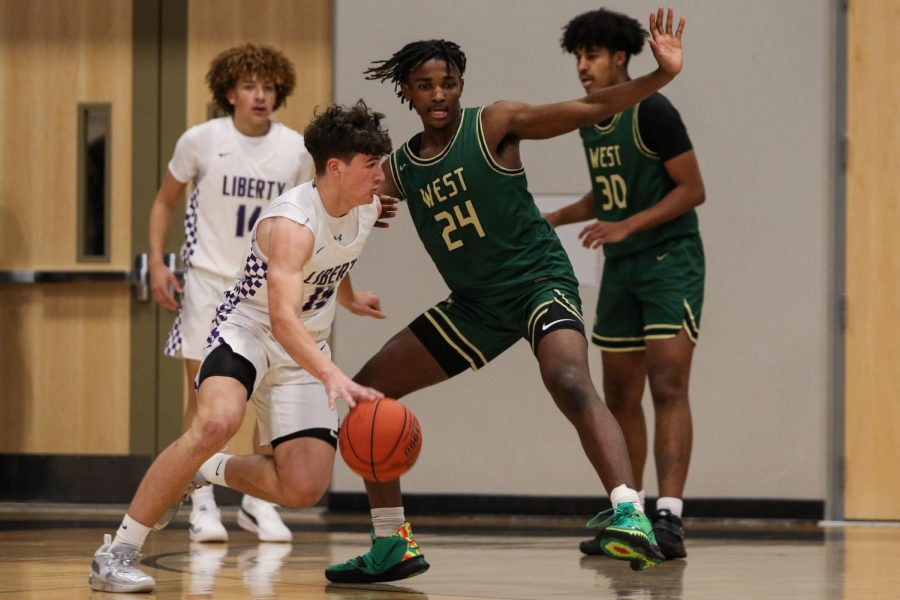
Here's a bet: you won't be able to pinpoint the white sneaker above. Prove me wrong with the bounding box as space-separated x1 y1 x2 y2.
238 543 292 597
237 495 292 542
189 503 228 543
88 534 156 593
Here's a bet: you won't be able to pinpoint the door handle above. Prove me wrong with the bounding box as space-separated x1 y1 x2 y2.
0 252 180 304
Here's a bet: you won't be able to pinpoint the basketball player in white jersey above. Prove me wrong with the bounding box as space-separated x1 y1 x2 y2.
89 100 393 594
148 44 314 543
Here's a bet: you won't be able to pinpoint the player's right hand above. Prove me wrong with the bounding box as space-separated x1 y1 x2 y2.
323 371 384 411
149 263 182 311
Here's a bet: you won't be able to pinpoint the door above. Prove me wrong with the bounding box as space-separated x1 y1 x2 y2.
0 0 332 501
844 0 900 520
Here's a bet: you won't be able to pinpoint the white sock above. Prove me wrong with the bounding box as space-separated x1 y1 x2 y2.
371 507 405 537
610 484 643 512
112 514 151 551
191 484 216 509
638 489 646 510
656 496 684 518
199 453 231 487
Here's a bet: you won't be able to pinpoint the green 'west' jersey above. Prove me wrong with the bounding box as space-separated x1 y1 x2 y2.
580 98 698 259
389 107 577 299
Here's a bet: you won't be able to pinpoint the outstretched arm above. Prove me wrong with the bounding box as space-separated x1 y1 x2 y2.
484 8 685 142
542 191 596 228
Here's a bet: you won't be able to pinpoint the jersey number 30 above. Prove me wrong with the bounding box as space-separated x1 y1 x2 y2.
595 174 628 211
434 200 485 251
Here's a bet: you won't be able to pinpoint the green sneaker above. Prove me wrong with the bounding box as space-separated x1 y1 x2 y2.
325 522 430 583
584 503 665 571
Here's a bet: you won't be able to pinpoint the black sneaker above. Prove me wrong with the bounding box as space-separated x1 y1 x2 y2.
651 509 686 559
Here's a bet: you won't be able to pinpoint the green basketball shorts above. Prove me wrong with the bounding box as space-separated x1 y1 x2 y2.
408 281 584 377
592 235 704 351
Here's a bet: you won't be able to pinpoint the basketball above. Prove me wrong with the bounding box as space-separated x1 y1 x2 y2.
339 398 422 482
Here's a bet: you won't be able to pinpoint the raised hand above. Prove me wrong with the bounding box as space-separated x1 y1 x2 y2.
648 7 685 76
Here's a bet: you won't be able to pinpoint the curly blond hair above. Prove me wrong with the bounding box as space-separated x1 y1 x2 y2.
205 43 296 115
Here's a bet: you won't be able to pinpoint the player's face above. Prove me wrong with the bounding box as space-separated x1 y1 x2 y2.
338 153 385 205
574 47 625 93
227 75 277 134
401 59 464 130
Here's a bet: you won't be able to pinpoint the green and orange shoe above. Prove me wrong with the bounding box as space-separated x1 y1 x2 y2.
325 522 430 583
581 503 665 571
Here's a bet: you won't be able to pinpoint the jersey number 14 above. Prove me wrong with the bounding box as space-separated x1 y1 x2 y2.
235 204 262 237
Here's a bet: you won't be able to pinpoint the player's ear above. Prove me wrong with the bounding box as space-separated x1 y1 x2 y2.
459 77 464 97
613 50 628 68
400 82 411 104
326 156 344 178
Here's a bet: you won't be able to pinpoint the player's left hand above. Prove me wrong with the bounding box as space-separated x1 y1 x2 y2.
648 7 685 76
346 290 386 319
578 219 632 248
374 193 400 228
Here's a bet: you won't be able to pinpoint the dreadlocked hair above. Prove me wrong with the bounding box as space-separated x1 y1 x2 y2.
561 9 646 59
206 43 296 115
304 100 393 174
364 40 466 109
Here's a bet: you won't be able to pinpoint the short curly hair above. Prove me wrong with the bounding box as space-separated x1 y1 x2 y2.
205 43 296 115
304 100 393 174
561 9 646 62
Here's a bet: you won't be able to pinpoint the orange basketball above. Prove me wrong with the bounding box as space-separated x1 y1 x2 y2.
339 398 422 482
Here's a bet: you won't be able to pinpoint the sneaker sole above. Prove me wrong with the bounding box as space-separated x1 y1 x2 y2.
599 532 665 571
237 508 292 543
325 556 430 583
88 573 155 593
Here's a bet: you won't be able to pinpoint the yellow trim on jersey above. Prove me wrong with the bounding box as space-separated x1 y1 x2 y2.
633 102 659 159
401 111 465 167
475 107 525 176
431 306 489 366
592 112 623 134
645 333 679 340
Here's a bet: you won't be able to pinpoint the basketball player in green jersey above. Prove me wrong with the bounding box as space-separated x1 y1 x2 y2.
325 8 686 583
543 8 706 560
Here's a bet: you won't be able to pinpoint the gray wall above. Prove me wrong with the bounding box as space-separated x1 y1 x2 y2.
331 0 836 501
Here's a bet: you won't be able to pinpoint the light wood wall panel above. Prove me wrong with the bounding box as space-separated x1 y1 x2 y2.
187 0 332 133
0 284 130 454
184 1 332 454
845 0 900 519
0 1 132 454
0 0 132 270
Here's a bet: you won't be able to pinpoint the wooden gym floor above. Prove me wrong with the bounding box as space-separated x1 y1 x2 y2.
0 504 899 599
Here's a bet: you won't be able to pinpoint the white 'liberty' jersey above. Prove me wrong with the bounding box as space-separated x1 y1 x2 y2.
168 117 315 277
207 181 379 345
